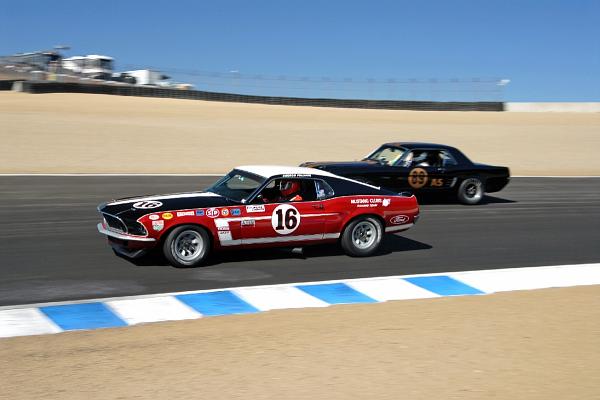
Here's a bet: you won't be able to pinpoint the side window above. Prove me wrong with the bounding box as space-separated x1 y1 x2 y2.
252 179 277 204
439 150 458 166
315 180 335 200
253 179 318 203
406 150 445 168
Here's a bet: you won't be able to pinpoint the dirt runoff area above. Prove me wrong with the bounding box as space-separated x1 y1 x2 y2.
1 92 599 175
2 92 599 399
1 285 599 400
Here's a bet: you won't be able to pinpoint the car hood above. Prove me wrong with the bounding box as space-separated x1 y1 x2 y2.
98 191 238 219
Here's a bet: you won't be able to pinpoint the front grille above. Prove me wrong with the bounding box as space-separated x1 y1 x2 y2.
125 220 148 236
103 213 127 233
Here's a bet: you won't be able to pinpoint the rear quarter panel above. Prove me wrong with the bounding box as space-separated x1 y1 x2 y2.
323 194 419 235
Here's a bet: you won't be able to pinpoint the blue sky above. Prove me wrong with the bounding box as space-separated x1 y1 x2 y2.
2 0 599 101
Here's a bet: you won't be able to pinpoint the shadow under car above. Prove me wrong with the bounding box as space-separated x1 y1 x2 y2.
115 234 433 268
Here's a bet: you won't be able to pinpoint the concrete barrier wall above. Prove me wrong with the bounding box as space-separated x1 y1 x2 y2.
10 80 599 113
13 80 505 112
506 102 600 112
0 80 19 90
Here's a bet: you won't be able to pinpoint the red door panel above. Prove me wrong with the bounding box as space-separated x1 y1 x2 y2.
241 201 325 246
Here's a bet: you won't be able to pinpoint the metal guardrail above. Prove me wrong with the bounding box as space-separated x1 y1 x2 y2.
11 80 504 111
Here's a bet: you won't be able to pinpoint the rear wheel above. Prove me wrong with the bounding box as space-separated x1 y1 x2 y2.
457 177 485 205
340 216 383 257
163 225 211 267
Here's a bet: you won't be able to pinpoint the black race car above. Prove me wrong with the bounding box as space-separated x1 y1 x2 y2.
301 142 510 205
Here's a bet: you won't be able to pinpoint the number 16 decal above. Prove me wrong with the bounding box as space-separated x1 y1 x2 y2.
271 204 300 235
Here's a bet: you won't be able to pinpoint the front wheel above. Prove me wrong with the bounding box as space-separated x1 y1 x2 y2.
163 225 211 267
340 216 383 257
457 177 485 205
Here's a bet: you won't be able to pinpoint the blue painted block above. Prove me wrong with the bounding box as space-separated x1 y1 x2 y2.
40 303 127 331
176 291 259 316
297 283 376 304
404 276 484 296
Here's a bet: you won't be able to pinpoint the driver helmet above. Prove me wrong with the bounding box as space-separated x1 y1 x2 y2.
280 180 301 197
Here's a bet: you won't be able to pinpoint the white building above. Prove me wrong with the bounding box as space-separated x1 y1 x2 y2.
61 55 114 79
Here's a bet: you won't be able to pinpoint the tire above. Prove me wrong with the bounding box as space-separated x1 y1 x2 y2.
163 225 211 267
340 216 383 257
457 177 485 205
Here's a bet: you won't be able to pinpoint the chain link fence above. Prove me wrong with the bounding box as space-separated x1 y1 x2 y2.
1 54 506 110
129 65 508 102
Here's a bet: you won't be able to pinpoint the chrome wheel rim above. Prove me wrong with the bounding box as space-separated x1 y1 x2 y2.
352 221 377 249
173 230 204 262
463 178 483 201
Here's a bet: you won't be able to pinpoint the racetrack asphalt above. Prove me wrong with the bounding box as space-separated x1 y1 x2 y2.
1 177 599 307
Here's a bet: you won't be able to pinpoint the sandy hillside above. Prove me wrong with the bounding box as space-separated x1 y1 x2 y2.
1 285 599 400
1 92 599 175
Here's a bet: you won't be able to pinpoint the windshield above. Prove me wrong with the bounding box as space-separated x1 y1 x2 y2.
205 170 265 202
365 145 408 166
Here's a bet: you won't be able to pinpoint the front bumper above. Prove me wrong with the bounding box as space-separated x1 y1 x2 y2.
97 223 156 242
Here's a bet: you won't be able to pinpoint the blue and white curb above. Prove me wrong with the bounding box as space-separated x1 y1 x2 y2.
1 263 599 339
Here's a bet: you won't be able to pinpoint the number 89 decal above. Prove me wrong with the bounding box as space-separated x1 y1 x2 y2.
271 204 301 235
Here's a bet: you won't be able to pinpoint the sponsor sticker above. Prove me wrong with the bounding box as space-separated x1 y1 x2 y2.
148 214 159 221
231 208 241 216
206 208 220 218
382 198 391 207
218 230 233 241
176 210 195 217
214 219 229 230
152 220 165 231
246 205 265 213
241 219 255 226
162 212 173 220
222 208 230 217
196 209 205 216
133 201 162 209
390 215 410 225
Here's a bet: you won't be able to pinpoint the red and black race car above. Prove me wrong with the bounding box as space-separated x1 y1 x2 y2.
301 142 510 205
97 166 419 267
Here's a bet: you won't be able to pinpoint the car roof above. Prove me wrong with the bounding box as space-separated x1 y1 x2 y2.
383 142 459 151
236 165 339 179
